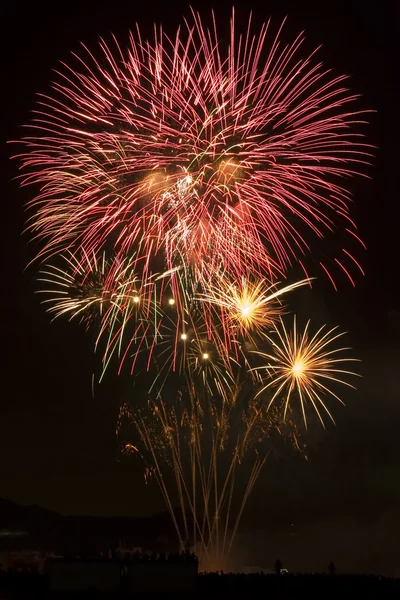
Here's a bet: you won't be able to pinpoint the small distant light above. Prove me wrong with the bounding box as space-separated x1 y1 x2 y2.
202 352 209 360
181 333 187 340
133 296 140 304
168 298 175 306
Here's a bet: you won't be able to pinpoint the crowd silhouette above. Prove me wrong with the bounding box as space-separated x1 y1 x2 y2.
119 550 198 565
1 565 400 598
57 549 198 565
197 570 400 598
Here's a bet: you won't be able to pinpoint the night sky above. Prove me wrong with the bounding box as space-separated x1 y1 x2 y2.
1 0 399 575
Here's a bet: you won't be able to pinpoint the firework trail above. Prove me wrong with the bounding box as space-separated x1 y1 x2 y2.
118 382 305 571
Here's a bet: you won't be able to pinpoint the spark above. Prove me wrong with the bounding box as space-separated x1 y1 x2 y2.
292 361 305 376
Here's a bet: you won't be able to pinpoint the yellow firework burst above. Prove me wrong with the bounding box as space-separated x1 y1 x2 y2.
37 250 141 324
199 275 310 336
251 317 360 427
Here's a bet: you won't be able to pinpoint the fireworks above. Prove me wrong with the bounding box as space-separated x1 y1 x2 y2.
198 274 311 337
38 250 141 326
14 9 370 287
252 317 360 427
118 386 305 571
14 8 369 570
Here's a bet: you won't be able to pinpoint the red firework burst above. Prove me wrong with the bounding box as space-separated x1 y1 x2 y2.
14 9 371 289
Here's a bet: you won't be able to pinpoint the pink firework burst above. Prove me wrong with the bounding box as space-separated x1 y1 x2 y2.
14 9 371 286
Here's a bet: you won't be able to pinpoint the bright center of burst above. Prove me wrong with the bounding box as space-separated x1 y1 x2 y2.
241 304 251 317
181 333 187 340
202 353 209 360
133 296 140 304
292 361 304 376
168 298 175 306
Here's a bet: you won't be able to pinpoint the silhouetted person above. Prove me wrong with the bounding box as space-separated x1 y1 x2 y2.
275 558 282 575
329 560 335 575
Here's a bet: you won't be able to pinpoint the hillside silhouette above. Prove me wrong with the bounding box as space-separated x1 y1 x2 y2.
0 497 179 554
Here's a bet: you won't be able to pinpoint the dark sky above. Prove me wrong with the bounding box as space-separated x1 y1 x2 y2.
1 0 399 575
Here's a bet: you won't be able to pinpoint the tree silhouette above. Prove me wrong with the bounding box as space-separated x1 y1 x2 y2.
329 560 335 575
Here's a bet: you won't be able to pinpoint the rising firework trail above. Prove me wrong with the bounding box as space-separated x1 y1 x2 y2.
118 383 305 571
